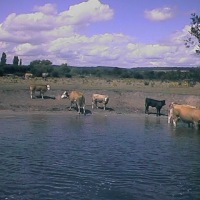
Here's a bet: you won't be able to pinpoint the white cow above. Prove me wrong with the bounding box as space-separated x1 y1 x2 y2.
42 73 49 80
30 84 50 99
92 93 109 110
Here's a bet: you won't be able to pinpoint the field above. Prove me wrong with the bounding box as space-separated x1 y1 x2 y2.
1 76 200 115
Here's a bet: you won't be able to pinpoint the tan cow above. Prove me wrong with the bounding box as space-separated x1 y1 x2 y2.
25 73 33 80
30 84 50 99
168 102 200 128
168 102 196 124
61 91 86 114
92 94 109 110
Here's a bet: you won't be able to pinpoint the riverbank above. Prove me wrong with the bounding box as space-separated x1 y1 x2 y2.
0 76 200 116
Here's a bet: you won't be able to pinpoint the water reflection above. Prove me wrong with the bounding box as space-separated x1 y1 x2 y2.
144 115 164 132
169 122 200 137
27 114 49 133
145 115 157 123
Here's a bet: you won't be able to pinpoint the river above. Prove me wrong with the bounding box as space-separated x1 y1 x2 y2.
0 112 200 200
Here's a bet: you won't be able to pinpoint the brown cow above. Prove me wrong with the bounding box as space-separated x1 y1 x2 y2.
30 84 50 99
61 91 86 114
169 102 200 128
92 94 109 110
168 102 196 125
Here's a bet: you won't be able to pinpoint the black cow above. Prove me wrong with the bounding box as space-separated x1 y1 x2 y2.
145 98 166 116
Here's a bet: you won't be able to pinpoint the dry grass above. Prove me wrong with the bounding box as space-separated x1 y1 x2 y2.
1 76 200 94
1 76 200 114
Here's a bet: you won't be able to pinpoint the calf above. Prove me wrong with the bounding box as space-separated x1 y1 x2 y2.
61 91 86 114
30 84 50 99
145 98 166 116
92 93 109 110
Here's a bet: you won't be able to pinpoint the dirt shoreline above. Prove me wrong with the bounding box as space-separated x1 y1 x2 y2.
1 77 200 116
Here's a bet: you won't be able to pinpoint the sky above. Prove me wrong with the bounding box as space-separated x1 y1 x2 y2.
0 0 200 68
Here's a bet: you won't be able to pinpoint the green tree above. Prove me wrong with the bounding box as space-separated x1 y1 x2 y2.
13 56 19 66
59 65 71 77
30 60 42 67
30 59 52 67
40 60 52 65
1 52 6 65
143 70 155 80
185 13 200 54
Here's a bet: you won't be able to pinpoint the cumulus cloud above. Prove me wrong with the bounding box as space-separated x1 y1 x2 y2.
0 1 199 67
66 0 114 24
33 3 57 15
145 7 175 21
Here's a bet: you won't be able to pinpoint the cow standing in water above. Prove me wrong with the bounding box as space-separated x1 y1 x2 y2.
168 102 196 125
61 91 86 114
145 98 166 116
168 102 200 128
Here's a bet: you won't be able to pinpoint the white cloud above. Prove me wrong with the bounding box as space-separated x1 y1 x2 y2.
145 7 175 21
0 1 199 68
66 0 114 24
3 12 56 32
13 43 40 56
33 3 57 15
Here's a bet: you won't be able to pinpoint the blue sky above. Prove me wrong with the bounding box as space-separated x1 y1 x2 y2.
0 0 199 68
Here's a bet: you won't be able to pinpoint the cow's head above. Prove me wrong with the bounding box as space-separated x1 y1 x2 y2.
61 91 69 99
162 100 166 106
47 84 50 90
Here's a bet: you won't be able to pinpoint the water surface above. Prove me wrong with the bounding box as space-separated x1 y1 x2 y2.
0 113 200 200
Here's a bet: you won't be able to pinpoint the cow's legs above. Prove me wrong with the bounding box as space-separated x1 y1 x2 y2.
157 108 161 116
83 106 86 115
172 117 178 127
41 92 44 99
95 101 98 109
168 108 173 123
92 100 98 109
193 121 199 129
30 91 33 99
145 105 149 114
77 105 81 114
69 101 73 111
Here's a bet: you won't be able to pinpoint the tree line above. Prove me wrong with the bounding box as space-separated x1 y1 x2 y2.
0 59 200 83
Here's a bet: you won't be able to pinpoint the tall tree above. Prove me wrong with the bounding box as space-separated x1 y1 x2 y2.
185 13 200 54
1 52 7 65
13 56 19 66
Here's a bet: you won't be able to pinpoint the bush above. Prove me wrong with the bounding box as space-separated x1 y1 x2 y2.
51 71 59 77
65 73 72 78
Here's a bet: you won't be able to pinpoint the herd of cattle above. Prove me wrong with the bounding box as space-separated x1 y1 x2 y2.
29 84 110 115
29 83 200 129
